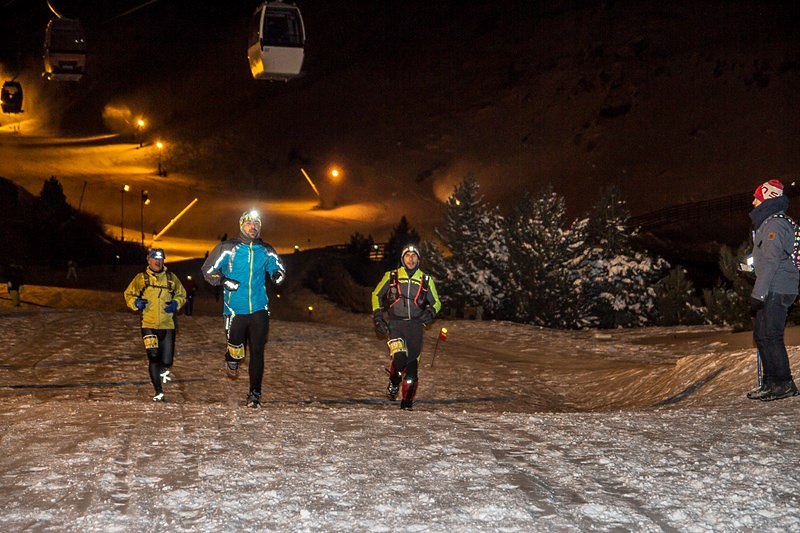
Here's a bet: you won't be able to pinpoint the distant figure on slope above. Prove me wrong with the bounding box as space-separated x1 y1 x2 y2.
201 209 285 409
124 248 187 402
6 263 23 307
183 275 198 316
371 245 442 411
747 179 799 401
66 259 78 282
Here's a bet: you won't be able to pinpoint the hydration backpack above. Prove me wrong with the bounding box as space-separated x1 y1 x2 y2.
138 270 179 299
386 269 431 308
770 214 800 270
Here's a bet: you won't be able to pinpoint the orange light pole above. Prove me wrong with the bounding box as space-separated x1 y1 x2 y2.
140 189 150 246
136 118 145 148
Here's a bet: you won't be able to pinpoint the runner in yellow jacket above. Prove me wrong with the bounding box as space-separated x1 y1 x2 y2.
124 248 186 402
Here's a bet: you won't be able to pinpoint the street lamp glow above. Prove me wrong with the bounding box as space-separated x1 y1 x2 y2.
156 141 166 176
329 166 343 183
120 185 130 241
136 119 146 148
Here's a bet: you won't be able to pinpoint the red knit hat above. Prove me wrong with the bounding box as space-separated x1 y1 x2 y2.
754 179 784 202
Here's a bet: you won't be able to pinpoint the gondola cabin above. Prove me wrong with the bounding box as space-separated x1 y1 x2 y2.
43 18 87 81
248 1 305 81
1 81 23 114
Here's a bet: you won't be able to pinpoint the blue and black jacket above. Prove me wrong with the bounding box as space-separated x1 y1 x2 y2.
202 237 285 316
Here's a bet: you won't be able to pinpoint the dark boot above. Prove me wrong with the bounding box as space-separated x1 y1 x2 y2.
760 381 798 401
387 383 399 401
246 390 261 408
226 360 239 378
400 377 418 410
746 385 768 400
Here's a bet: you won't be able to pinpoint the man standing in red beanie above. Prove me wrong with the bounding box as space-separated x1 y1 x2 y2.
748 179 799 401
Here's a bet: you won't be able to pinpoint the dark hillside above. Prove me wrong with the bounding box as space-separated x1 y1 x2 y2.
2 0 798 257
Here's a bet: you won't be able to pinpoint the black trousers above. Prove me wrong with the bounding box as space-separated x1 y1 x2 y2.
184 295 194 316
226 310 270 394
141 328 175 394
753 292 796 385
387 319 423 398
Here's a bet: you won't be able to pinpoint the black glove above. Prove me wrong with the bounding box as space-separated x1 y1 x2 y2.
271 270 285 285
750 297 764 316
373 310 389 337
420 308 435 325
222 277 240 291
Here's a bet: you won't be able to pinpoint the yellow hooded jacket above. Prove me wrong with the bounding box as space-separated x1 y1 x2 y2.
124 267 187 329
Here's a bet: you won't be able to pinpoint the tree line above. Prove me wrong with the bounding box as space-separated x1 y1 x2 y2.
351 176 761 330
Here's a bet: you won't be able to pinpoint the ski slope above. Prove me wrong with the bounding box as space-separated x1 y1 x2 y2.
0 289 798 531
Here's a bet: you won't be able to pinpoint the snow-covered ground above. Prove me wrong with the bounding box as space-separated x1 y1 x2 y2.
1 288 799 532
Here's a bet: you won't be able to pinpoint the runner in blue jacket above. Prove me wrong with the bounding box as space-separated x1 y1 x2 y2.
202 209 285 408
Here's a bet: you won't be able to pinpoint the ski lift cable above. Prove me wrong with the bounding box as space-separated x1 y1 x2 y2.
102 0 163 25
42 0 163 24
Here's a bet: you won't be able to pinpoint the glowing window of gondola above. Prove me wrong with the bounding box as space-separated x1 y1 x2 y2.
46 19 86 54
44 18 87 80
248 2 306 81
263 6 304 47
1 81 23 114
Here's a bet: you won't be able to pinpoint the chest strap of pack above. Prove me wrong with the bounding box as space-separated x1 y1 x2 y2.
139 271 176 299
388 270 429 308
413 274 430 307
388 270 401 307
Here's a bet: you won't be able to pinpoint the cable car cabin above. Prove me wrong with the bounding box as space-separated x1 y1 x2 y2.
1 81 23 114
248 1 305 81
43 18 87 81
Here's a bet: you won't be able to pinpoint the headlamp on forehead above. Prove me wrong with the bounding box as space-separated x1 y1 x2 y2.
240 209 262 227
147 248 165 260
401 245 421 261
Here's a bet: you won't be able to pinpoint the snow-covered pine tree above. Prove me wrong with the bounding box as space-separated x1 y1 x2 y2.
434 176 511 318
417 239 451 312
506 187 591 328
581 186 669 328
703 242 753 330
586 185 631 255
655 266 704 326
